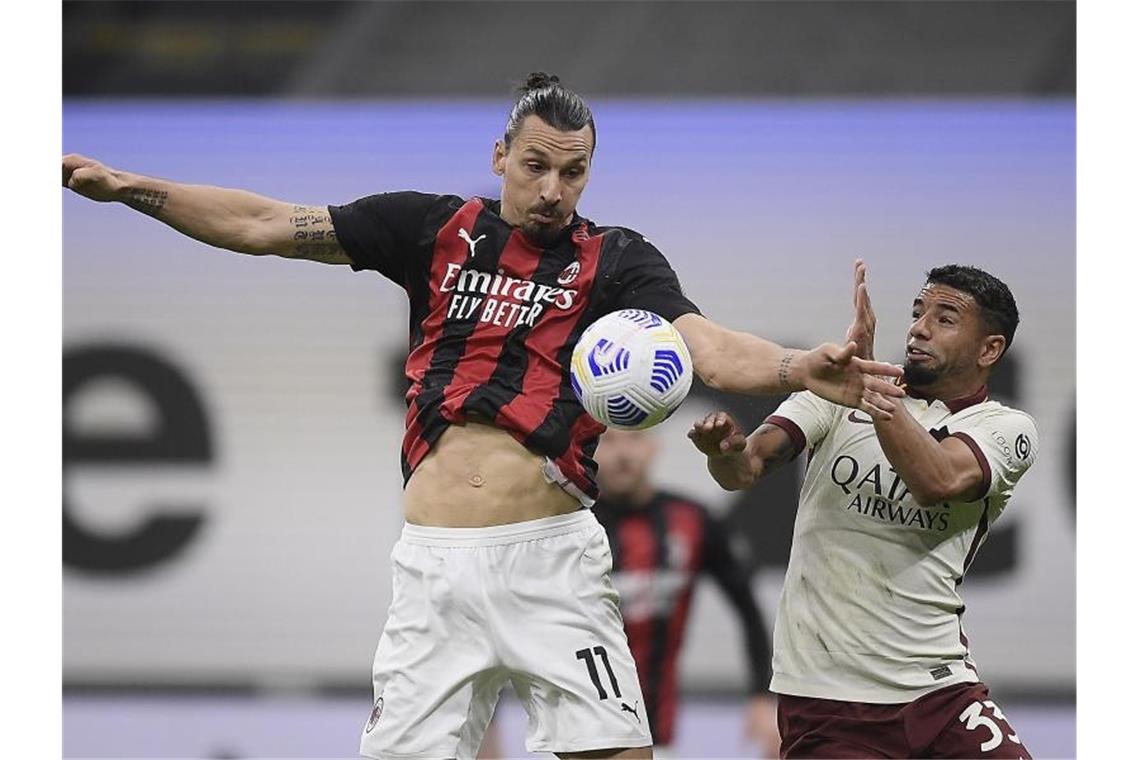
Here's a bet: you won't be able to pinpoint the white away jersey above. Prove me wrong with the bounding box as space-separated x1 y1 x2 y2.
766 388 1038 703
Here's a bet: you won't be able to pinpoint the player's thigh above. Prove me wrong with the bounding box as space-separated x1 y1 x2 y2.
777 694 902 759
361 540 502 759
924 686 1031 759
499 525 651 753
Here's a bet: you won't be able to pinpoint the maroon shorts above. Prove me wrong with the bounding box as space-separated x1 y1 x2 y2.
777 682 1031 759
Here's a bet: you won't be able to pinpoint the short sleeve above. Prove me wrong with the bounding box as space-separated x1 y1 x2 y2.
327 191 440 283
765 392 841 457
950 409 1039 502
611 237 701 321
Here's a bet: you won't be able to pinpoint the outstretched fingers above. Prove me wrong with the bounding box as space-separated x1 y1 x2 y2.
856 282 870 320
860 389 897 421
831 341 857 364
688 412 746 454
853 261 874 323
853 356 904 382
863 372 906 399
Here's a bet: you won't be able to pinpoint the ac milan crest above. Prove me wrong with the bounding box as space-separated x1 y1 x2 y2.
558 261 581 285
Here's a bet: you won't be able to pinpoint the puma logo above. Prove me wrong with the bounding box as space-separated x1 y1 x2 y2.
458 228 487 258
620 700 640 723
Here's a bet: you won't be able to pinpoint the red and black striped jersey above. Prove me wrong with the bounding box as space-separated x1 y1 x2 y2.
328 192 700 502
594 491 772 744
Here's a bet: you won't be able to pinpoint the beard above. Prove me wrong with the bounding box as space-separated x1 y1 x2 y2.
520 220 562 247
518 201 569 247
902 359 941 388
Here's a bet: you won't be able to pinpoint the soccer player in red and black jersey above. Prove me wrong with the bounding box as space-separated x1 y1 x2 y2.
63 73 902 759
593 428 781 757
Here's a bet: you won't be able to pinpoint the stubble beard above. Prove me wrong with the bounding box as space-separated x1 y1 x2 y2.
902 360 941 389
520 220 563 247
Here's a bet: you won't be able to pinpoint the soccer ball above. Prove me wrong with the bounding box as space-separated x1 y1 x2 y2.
570 309 693 430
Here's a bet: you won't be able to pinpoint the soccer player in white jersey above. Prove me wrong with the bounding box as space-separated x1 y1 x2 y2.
689 263 1037 759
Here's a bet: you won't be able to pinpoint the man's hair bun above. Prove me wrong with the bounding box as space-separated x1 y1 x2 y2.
520 72 560 94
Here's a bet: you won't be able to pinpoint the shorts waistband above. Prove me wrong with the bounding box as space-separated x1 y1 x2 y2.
400 509 597 547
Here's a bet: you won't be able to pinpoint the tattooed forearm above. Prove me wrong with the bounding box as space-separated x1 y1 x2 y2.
288 205 344 262
777 352 795 390
125 188 169 216
289 206 332 228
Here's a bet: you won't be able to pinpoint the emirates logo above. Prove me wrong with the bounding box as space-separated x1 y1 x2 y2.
558 261 581 285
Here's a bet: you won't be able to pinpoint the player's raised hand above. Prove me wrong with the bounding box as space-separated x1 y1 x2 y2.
63 154 122 202
844 258 877 360
688 411 748 457
802 341 904 417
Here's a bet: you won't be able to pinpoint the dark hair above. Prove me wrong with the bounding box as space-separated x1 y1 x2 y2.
925 264 1020 354
504 72 596 153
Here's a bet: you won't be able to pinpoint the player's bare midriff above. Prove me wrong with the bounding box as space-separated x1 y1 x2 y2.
404 417 580 527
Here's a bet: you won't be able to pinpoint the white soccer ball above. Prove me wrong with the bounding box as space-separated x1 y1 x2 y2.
570 309 694 430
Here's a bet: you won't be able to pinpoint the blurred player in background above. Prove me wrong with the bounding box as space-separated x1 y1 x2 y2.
690 263 1037 758
593 428 781 757
63 73 903 759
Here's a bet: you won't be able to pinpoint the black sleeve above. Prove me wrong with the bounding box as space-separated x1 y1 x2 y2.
327 191 440 284
611 236 701 321
700 506 773 694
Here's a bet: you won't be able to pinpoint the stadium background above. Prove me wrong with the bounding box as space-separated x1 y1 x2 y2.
62 2 1075 757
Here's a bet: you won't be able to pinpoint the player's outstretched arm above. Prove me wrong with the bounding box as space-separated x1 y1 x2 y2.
687 411 798 490
673 313 903 415
861 393 986 506
62 153 351 265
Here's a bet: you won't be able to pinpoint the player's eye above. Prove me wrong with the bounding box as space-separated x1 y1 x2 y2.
526 162 544 173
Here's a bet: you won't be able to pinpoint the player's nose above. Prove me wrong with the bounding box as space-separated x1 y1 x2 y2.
538 175 562 206
908 314 931 340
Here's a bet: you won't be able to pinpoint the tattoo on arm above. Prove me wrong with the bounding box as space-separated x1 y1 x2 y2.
125 188 169 216
288 205 344 263
755 423 798 474
777 352 795 390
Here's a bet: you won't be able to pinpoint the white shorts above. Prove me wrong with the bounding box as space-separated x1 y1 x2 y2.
359 509 652 759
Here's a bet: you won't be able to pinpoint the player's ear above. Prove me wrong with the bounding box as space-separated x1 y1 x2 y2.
978 334 1006 369
492 140 507 177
